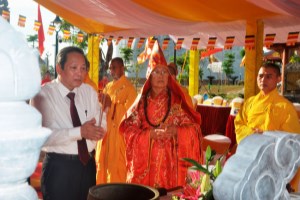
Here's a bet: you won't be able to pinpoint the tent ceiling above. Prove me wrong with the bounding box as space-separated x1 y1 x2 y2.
35 0 300 48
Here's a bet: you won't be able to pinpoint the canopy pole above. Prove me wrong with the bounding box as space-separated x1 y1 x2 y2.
244 20 264 99
189 50 199 96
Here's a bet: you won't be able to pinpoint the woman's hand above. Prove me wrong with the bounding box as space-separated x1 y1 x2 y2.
150 126 177 140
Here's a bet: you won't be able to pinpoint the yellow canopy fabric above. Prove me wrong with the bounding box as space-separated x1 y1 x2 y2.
35 0 125 33
133 0 279 22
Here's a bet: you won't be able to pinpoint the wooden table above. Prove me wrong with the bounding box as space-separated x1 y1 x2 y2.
196 105 231 136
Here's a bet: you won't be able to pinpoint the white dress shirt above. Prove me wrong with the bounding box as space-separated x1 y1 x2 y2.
31 79 106 154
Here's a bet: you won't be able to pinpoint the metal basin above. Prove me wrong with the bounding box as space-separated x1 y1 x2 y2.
88 183 159 200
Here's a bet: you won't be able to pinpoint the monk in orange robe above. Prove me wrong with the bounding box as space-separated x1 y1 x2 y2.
96 57 137 184
119 41 202 189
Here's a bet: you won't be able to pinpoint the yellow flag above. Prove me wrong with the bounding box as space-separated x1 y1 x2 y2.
87 34 100 90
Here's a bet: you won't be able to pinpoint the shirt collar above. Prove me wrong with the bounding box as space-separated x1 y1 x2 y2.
55 78 79 98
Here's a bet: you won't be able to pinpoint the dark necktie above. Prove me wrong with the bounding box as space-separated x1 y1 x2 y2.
67 92 90 165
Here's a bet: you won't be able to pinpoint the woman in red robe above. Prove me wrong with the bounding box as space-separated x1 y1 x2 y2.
119 41 202 189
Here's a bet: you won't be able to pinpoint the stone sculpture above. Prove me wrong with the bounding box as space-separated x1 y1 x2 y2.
0 17 50 199
213 131 300 200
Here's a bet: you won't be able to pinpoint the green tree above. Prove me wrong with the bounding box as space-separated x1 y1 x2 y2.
120 47 133 71
170 51 190 85
27 34 38 48
222 52 235 83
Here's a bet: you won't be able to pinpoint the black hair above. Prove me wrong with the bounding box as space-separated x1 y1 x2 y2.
111 57 124 66
56 46 87 70
262 62 281 76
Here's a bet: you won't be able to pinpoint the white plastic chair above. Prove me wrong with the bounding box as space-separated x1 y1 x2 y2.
230 97 244 115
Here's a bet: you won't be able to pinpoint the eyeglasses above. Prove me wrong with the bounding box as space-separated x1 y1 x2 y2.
151 70 169 76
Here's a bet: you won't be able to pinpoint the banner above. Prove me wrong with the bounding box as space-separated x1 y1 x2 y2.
224 36 235 50
190 38 200 50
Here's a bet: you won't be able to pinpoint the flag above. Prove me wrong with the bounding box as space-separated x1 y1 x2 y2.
77 32 84 43
137 37 154 64
287 32 299 46
190 38 200 50
175 38 184 50
33 20 41 31
98 34 104 42
127 37 134 48
107 35 114 46
264 33 276 48
206 37 217 51
137 37 146 48
115 36 123 45
245 35 255 50
38 5 45 56
224 36 235 50
63 29 71 40
162 38 170 50
1 10 10 21
47 25 55 35
18 15 26 27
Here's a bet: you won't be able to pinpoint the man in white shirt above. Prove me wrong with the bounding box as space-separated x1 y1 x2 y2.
31 46 107 200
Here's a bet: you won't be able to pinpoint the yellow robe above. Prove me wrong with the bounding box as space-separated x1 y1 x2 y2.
235 89 300 144
95 75 137 184
84 75 98 92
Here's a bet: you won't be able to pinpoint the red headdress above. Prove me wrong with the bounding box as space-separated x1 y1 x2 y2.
141 40 201 124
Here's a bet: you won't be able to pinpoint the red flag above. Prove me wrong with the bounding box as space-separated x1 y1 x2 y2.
175 38 184 50
127 37 134 48
224 36 235 50
245 35 255 50
115 36 123 45
287 32 299 46
162 38 170 50
206 37 217 51
190 38 200 50
264 33 276 48
137 37 146 48
38 5 45 56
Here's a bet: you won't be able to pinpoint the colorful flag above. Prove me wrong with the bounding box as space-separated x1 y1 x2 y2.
287 32 299 46
190 38 200 50
137 37 154 64
206 37 217 51
63 29 71 40
1 10 10 21
38 5 45 56
245 35 255 50
115 36 123 45
127 37 134 48
18 15 26 27
98 34 104 42
107 35 114 46
137 37 146 49
224 36 235 50
47 25 55 35
33 20 41 31
162 38 170 50
264 33 276 48
175 38 184 50
77 32 84 43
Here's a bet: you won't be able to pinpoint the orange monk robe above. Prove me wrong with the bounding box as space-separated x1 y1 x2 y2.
119 77 202 189
96 75 137 184
84 74 98 91
235 89 300 144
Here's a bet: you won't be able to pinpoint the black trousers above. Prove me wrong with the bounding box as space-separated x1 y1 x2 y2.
41 152 96 200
